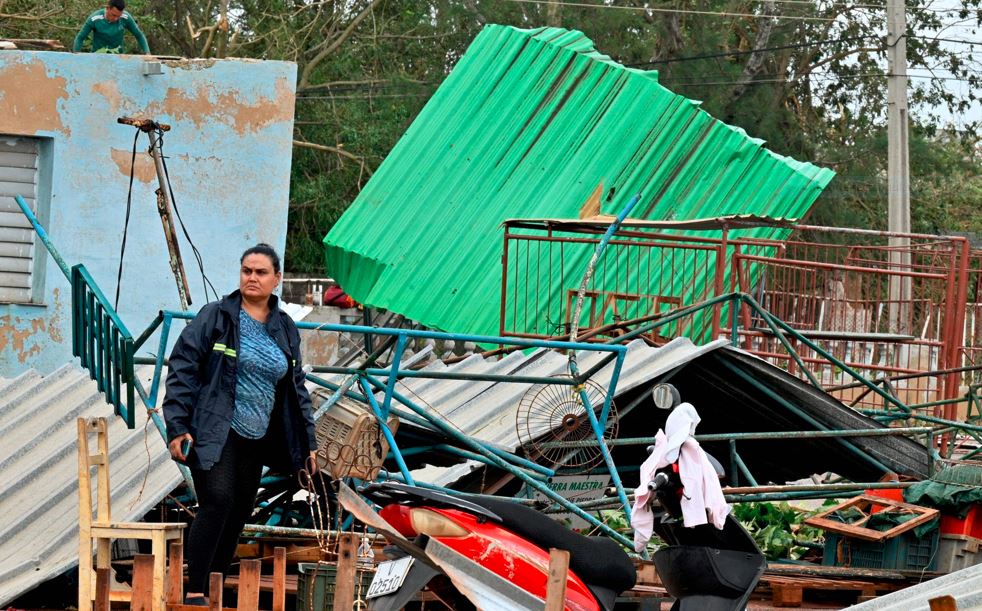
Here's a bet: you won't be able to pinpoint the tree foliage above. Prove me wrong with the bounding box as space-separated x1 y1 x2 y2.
2 0 980 272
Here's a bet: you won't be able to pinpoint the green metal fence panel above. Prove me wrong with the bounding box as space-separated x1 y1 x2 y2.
323 24 835 337
71 265 136 428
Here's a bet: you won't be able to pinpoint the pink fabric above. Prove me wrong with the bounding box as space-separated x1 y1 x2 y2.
631 403 730 552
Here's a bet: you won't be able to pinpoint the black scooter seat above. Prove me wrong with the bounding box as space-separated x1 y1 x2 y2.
466 495 637 594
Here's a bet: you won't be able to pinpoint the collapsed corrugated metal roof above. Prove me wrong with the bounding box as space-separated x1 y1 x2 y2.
323 24 835 337
0 364 182 605
343 339 929 488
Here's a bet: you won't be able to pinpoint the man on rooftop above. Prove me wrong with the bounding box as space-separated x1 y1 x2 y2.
73 0 150 54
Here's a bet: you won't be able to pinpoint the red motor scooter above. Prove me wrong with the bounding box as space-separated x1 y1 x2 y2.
357 482 637 611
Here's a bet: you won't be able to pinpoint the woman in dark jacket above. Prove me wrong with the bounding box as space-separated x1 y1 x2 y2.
163 243 317 604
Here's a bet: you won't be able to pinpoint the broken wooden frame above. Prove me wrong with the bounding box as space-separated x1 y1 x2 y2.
804 494 940 542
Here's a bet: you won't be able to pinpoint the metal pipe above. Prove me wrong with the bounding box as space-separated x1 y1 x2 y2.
732 448 759 487
360 374 555 477
544 481 915 513
824 364 982 391
741 294 913 415
313 365 584 386
753 305 823 389
735 253 946 280
241 523 386 539
537 426 934 448
380 335 408 419
611 293 741 344
14 194 71 280
724 481 914 495
360 375 635 547
719 358 896 475
358 377 414 485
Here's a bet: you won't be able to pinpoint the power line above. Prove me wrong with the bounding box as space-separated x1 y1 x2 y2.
911 34 982 45
296 93 433 100
628 34 879 67
504 0 844 21
657 71 980 86
741 0 982 13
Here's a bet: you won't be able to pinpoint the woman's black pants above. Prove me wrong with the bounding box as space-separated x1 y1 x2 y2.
186 430 264 593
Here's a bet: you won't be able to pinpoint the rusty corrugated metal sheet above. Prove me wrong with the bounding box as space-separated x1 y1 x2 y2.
323 24 835 336
0 364 182 605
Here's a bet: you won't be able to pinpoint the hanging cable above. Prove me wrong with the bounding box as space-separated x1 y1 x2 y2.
114 129 141 311
154 126 219 303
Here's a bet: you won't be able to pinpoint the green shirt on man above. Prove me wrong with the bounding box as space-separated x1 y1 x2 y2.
73 8 150 54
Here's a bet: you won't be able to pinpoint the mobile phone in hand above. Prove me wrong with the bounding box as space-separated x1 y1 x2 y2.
181 438 192 457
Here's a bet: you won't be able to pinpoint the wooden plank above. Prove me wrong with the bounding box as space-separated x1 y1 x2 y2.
91 524 185 538
167 541 184 604
222 574 298 595
94 568 111 611
544 548 570 611
77 418 94 611
154 531 168 611
95 420 111 524
771 583 803 608
766 563 909 580
332 533 358 611
272 547 286 611
208 573 224 611
132 554 156 611
236 559 261 611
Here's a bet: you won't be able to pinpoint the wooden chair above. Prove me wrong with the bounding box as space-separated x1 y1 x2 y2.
78 417 185 611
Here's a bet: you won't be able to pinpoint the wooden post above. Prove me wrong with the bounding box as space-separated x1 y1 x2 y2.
167 541 184 604
333 533 358 611
544 548 570 611
131 554 156 611
237 559 261 611
94 568 111 611
930 595 958 611
272 547 286 611
151 531 168 609
77 418 94 611
208 573 223 611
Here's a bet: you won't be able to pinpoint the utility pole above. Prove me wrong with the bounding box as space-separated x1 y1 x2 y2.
886 0 911 334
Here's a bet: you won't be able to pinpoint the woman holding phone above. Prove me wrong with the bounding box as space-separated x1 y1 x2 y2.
163 243 317 605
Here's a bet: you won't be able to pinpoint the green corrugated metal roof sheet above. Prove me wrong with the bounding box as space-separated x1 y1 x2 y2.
323 24 835 337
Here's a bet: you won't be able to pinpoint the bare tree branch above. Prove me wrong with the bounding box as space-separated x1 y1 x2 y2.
299 0 386 90
293 139 375 178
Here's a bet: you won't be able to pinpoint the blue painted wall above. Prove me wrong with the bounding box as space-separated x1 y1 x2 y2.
0 52 297 375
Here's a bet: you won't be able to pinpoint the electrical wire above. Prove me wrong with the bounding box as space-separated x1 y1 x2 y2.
628 34 880 67
657 71 981 86
114 129 141 310
155 126 219 303
505 0 845 21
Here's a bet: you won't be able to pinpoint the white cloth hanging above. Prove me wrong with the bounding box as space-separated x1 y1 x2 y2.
631 402 730 552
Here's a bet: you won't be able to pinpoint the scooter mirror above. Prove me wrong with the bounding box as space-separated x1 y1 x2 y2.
651 383 681 410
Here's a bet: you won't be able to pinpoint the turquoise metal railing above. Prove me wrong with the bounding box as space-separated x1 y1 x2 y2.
15 194 138 427
72 264 137 427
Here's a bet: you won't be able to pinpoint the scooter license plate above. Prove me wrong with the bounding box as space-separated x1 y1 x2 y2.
365 556 415 599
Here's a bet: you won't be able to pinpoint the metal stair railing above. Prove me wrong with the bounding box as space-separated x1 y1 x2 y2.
15 194 137 428
72 264 137 427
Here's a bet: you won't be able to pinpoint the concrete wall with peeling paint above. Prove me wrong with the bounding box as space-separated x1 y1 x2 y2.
0 52 296 376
